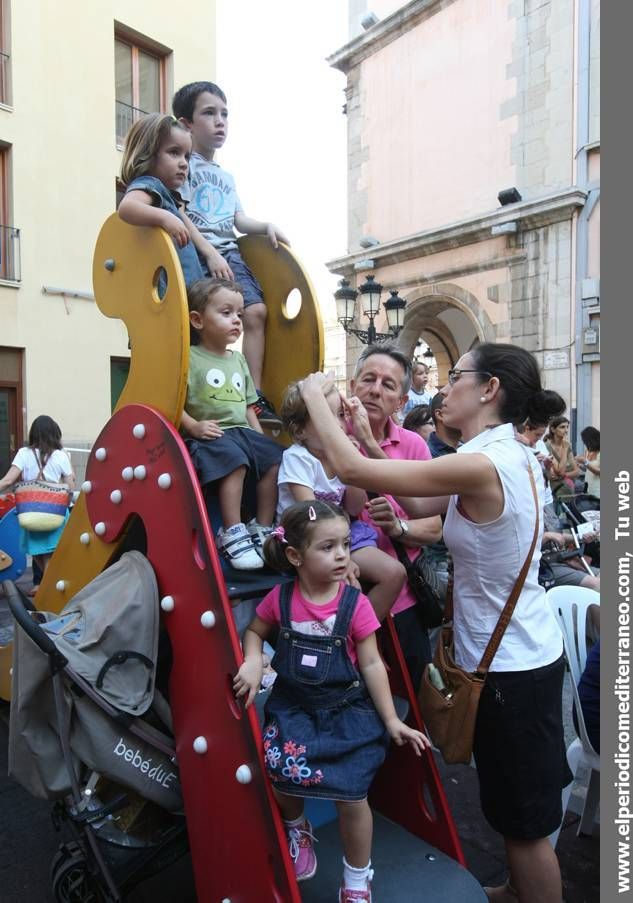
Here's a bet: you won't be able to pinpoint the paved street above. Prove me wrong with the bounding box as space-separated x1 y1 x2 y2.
0 701 598 902
0 570 598 902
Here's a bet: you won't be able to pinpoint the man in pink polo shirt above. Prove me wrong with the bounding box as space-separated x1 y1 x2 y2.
344 342 442 688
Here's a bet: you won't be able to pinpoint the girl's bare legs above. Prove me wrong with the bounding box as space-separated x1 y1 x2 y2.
255 464 279 526
336 799 373 868
351 547 406 621
217 466 247 528
272 786 304 821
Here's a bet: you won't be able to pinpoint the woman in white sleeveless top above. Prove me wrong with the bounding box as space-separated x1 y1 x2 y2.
301 343 569 903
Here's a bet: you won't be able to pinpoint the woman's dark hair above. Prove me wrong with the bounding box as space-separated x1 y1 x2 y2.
263 500 349 573
402 404 431 433
471 343 566 425
580 426 600 452
545 415 570 441
28 415 63 468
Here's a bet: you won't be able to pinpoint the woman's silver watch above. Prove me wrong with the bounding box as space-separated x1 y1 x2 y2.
397 518 409 538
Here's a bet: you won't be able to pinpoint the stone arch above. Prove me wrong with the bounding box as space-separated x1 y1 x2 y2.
395 283 496 383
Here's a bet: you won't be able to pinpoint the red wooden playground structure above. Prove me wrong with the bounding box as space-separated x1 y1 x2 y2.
0 215 486 901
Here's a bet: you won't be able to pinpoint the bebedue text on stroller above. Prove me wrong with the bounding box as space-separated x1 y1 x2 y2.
113 738 179 790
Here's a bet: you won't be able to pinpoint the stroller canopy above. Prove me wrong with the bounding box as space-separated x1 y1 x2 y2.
40 550 160 715
9 552 182 811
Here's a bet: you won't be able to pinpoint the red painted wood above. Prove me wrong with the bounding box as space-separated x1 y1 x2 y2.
370 617 466 867
83 404 300 902
81 402 465 898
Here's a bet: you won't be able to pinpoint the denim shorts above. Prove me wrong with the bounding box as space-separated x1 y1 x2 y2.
223 250 264 307
185 428 282 486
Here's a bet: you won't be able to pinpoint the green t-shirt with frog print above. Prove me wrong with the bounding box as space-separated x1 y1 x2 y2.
185 346 258 430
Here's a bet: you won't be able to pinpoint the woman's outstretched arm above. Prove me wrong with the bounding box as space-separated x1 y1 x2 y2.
300 373 497 502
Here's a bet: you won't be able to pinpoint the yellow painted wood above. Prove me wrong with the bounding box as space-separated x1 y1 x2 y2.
238 235 324 441
95 214 191 424
0 222 324 699
0 217 191 699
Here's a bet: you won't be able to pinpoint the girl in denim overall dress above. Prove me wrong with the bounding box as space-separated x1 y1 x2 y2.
234 500 429 902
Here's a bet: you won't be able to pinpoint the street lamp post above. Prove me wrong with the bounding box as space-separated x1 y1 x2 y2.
334 276 407 345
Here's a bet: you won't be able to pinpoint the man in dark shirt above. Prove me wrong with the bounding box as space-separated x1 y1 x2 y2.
426 390 460 458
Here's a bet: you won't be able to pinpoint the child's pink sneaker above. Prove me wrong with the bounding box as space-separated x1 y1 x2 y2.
339 881 372 902
286 819 317 881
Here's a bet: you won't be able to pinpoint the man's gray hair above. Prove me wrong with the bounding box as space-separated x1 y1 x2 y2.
353 341 412 395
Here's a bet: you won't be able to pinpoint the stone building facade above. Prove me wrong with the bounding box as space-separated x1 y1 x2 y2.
328 0 600 439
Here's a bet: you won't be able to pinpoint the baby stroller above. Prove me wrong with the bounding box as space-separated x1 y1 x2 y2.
556 492 600 568
4 552 189 902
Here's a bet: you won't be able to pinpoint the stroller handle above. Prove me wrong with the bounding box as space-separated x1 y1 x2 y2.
2 580 69 672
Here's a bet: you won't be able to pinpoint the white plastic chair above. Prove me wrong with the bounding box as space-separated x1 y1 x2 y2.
546 586 600 846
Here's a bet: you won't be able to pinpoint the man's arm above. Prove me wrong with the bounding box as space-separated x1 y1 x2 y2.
366 496 444 545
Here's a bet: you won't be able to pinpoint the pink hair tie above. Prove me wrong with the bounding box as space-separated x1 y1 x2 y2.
271 525 287 543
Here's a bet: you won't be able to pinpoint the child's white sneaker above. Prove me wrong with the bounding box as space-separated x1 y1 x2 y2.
246 518 273 558
217 523 263 570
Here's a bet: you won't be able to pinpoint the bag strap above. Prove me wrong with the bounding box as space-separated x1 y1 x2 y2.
390 535 415 572
32 449 45 481
475 456 540 675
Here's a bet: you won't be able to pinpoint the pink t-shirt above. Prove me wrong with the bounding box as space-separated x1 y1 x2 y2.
256 581 379 666
358 419 432 616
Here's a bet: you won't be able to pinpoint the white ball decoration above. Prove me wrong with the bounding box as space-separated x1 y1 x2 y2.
110 489 122 504
81 480 92 494
157 473 172 490
121 467 134 482
200 611 216 629
80 533 91 545
160 595 175 612
94 522 106 536
132 424 146 439
193 736 208 754
56 580 66 592
95 447 107 462
133 465 147 480
235 764 253 784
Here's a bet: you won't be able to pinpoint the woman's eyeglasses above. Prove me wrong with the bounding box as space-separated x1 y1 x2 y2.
447 369 493 386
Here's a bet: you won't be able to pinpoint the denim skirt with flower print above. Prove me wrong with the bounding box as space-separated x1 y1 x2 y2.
262 583 390 802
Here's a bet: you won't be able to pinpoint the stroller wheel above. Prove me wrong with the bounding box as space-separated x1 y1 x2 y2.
51 842 102 903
